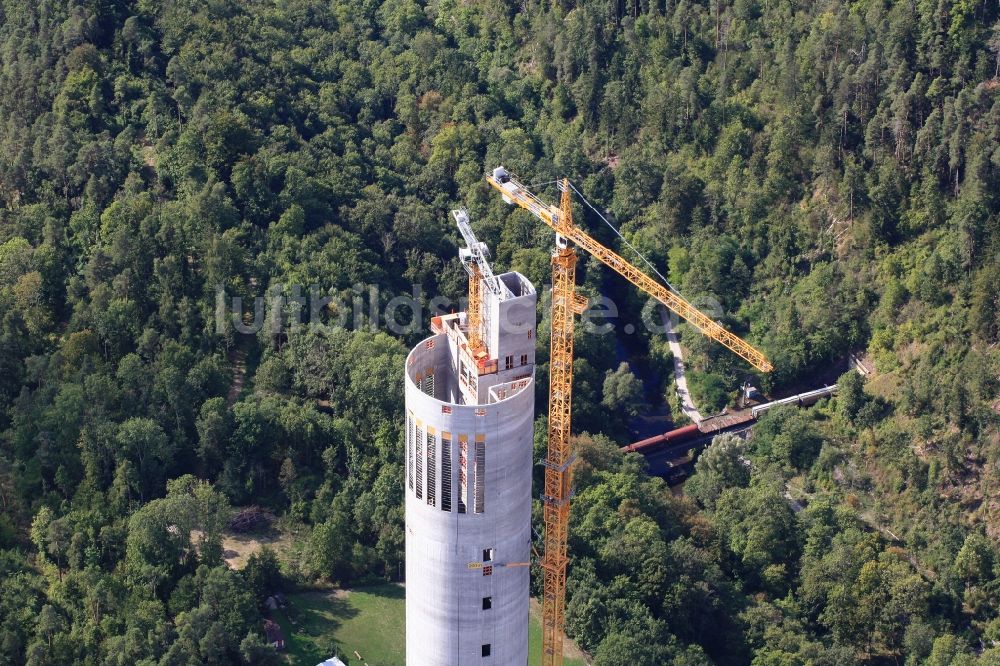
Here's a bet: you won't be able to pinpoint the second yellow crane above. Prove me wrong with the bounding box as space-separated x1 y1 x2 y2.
486 167 772 666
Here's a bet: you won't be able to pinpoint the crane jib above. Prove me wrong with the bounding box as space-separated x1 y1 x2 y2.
487 173 774 373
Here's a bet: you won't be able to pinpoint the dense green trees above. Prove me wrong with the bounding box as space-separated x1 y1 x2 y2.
564 436 725 662
0 0 997 663
685 433 749 509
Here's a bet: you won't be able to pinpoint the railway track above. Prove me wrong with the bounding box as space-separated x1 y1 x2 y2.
620 384 837 484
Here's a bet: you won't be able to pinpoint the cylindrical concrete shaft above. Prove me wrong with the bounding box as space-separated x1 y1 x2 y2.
405 334 534 665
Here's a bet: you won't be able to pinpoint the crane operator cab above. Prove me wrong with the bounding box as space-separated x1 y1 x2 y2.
492 166 517 205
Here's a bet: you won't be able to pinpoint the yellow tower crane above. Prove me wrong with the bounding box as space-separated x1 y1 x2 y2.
486 167 773 666
454 209 490 356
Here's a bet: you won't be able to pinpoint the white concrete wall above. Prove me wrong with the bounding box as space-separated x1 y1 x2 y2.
404 335 534 665
486 272 536 377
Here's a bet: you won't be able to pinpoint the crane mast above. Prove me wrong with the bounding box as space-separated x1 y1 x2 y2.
540 183 588 666
454 208 512 356
486 167 773 666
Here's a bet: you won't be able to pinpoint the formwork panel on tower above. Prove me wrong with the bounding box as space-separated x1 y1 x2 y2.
404 271 537 666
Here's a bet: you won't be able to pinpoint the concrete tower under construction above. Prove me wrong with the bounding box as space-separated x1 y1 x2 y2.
404 210 536 665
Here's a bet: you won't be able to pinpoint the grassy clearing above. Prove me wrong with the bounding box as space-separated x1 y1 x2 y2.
528 612 589 666
273 584 406 665
270 584 588 665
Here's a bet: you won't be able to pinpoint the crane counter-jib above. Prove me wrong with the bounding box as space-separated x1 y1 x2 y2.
486 169 774 374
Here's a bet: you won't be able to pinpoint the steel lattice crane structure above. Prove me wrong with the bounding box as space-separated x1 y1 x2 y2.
454 208 492 355
454 208 519 363
486 167 773 666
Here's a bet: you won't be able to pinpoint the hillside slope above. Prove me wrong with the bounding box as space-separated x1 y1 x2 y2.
0 0 998 664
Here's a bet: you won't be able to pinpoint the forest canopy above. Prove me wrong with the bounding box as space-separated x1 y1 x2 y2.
0 0 998 664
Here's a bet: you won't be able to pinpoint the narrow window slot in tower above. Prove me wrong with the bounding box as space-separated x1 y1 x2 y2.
426 431 436 507
441 434 452 512
474 435 485 514
407 415 414 490
458 435 468 514
415 427 424 500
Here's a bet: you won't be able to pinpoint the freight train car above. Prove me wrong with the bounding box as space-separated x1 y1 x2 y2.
620 423 701 454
